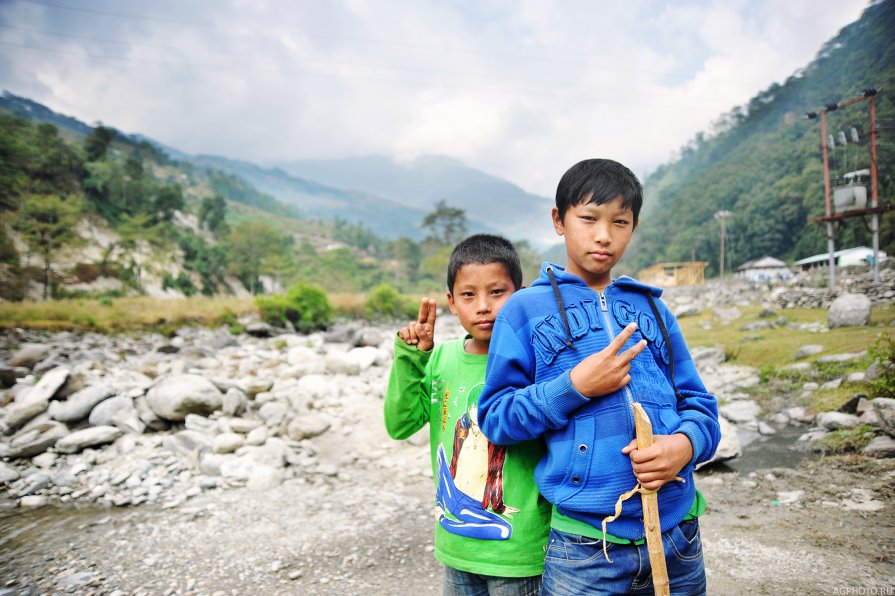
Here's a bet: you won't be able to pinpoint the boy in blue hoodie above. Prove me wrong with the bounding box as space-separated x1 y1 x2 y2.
478 158 720 595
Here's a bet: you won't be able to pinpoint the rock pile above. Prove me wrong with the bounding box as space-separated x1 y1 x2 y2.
1 303 892 512
0 321 394 510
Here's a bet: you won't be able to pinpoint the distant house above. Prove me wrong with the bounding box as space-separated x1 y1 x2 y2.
734 256 793 282
794 246 887 271
637 262 708 287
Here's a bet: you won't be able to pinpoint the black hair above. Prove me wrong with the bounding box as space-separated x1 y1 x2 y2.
555 158 643 223
446 234 523 294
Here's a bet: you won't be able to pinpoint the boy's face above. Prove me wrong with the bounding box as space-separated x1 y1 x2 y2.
447 262 516 355
552 194 635 291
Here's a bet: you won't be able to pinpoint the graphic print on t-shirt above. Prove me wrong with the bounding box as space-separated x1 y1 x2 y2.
433 382 516 540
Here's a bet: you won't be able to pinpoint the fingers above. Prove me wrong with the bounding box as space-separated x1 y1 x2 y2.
416 298 431 324
424 298 437 326
607 322 638 352
621 339 648 363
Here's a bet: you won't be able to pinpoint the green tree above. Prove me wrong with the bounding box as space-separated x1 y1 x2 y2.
152 184 184 221
199 194 229 235
12 194 83 299
422 200 467 246
84 125 115 161
226 221 289 294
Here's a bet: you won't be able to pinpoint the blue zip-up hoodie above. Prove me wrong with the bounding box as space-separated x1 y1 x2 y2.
478 262 720 541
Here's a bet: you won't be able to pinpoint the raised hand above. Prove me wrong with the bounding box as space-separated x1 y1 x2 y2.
397 297 438 352
569 322 647 398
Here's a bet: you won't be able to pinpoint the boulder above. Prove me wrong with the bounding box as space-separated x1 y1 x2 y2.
827 293 871 328
871 397 895 437
287 413 331 441
48 385 116 423
816 411 861 430
145 374 223 421
6 421 69 458
55 426 123 454
863 435 895 458
8 343 51 369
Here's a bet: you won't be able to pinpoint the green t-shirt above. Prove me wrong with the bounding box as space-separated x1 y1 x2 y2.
384 336 551 577
551 490 706 544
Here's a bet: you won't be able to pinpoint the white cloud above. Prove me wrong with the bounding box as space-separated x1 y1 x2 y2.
0 0 870 196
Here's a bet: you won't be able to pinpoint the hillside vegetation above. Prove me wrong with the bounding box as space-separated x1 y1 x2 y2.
626 0 895 277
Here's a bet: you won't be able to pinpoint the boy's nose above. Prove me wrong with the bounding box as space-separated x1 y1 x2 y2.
593 222 611 244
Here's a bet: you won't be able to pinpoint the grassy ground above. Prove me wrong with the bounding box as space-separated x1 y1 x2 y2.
676 304 893 433
677 304 892 370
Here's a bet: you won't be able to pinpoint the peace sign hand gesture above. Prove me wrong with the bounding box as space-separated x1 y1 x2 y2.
397 297 438 352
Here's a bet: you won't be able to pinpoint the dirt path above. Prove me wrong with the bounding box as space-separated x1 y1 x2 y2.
2 395 894 595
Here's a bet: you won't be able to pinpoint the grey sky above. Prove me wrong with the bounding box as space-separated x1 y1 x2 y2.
0 0 870 197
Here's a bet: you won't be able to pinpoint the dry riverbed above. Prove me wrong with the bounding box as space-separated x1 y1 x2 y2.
2 414 893 595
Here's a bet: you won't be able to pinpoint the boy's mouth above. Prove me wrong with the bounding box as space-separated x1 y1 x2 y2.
474 320 494 330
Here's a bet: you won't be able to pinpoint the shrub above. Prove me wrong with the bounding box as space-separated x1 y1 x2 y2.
365 284 415 320
256 283 332 333
868 333 895 398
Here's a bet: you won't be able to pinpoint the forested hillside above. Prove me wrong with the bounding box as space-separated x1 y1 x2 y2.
626 0 894 277
0 106 534 302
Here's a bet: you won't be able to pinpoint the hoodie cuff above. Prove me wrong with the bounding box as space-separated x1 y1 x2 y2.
677 420 707 468
543 370 590 424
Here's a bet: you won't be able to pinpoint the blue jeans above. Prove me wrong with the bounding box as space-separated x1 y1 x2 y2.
541 520 706 595
443 565 542 596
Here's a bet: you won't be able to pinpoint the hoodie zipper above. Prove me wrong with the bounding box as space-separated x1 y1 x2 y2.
598 289 637 433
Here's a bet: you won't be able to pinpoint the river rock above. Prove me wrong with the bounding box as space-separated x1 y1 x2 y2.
704 415 742 466
287 414 331 441
0 365 18 388
48 385 116 423
325 352 361 375
55 426 124 454
816 411 861 430
3 397 51 434
827 293 871 327
145 374 223 421
162 430 213 463
23 366 70 403
6 420 69 458
87 396 143 434
719 400 761 425
793 344 824 360
8 343 51 368
0 461 20 483
871 397 895 436
212 432 244 454
863 435 895 458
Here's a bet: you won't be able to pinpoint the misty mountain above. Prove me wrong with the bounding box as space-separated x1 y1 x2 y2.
272 155 557 246
189 154 435 240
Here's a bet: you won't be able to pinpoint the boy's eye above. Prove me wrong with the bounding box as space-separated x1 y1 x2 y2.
491 288 506 296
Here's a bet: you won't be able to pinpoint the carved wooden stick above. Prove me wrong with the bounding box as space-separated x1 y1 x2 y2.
632 402 670 596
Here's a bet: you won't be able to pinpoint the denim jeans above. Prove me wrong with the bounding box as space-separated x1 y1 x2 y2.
443 565 542 596
541 520 706 595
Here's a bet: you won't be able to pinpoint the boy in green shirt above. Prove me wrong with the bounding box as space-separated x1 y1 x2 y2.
384 234 551 596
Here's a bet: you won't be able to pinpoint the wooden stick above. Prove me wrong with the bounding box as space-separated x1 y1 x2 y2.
632 402 670 596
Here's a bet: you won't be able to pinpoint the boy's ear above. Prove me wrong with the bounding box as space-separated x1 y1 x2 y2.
446 291 458 315
551 207 564 236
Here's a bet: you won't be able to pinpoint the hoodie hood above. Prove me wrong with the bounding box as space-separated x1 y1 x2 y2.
531 262 663 298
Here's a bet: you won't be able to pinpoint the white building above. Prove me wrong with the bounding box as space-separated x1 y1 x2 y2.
734 256 793 282
794 246 886 270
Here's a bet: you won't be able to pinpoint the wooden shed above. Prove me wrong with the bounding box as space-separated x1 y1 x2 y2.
637 262 708 287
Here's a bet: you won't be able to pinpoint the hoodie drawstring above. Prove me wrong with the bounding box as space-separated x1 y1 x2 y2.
546 266 575 350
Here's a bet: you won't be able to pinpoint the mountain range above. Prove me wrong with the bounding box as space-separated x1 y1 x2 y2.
0 92 556 248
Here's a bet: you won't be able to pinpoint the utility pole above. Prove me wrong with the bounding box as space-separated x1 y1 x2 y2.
806 88 889 288
714 210 731 281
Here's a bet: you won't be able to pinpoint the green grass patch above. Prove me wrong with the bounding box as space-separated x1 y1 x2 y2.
818 424 877 453
677 304 892 370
